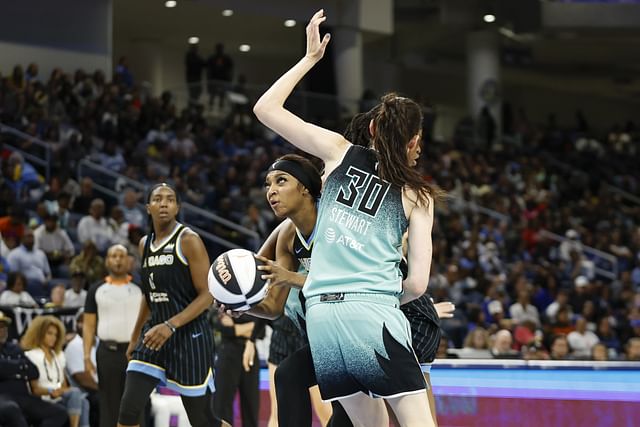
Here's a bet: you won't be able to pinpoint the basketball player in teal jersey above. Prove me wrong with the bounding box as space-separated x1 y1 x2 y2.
254 10 441 426
250 112 452 427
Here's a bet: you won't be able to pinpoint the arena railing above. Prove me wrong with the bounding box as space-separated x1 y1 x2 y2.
0 122 52 182
541 151 640 206
173 78 361 122
77 159 260 252
448 196 511 223
537 229 618 281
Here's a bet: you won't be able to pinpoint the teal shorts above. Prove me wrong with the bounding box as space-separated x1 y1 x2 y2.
306 293 426 401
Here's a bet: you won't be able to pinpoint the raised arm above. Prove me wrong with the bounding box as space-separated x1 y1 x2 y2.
253 10 349 169
401 195 435 305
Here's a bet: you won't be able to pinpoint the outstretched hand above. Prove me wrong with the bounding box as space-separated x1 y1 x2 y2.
435 301 455 319
305 9 331 62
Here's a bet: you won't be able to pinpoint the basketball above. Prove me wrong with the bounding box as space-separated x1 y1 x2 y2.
207 248 269 311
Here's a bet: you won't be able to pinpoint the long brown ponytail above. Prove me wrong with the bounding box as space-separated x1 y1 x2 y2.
370 93 443 207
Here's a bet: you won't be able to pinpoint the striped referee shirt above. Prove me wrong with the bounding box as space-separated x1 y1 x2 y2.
85 275 142 343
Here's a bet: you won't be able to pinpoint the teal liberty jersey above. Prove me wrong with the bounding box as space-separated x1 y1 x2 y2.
284 226 314 334
303 145 408 298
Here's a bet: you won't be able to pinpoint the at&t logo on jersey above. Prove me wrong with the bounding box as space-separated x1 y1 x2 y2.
324 227 364 252
146 254 174 267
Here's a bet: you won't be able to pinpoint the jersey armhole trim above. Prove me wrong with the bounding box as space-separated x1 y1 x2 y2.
176 227 189 266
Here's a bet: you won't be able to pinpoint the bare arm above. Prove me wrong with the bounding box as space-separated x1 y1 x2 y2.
72 371 98 391
234 322 255 338
126 236 152 358
248 221 292 320
126 295 150 359
82 313 97 377
401 195 435 305
253 10 349 172
29 379 52 397
257 223 305 289
167 230 213 327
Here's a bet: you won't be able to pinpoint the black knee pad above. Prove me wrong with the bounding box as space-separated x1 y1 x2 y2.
118 371 158 425
118 399 143 426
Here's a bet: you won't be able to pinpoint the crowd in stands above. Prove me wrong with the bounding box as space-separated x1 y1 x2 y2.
0 58 639 380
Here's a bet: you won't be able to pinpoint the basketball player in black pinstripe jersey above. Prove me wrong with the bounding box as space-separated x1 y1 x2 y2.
117 183 229 427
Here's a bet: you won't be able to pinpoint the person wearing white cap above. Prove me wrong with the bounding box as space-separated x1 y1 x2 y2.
574 276 589 288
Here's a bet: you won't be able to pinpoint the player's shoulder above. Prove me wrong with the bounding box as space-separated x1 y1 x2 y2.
179 226 202 244
281 220 297 238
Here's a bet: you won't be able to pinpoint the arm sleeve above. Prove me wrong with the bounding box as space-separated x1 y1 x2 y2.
250 319 267 342
209 312 236 338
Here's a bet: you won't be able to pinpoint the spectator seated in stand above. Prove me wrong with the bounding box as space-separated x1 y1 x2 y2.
0 58 639 361
69 241 107 286
44 283 66 309
0 272 38 307
7 228 51 298
0 311 68 427
76 199 117 254
0 205 27 251
34 212 75 278
63 271 88 308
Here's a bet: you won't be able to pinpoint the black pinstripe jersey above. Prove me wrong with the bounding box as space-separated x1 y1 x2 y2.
141 224 201 324
133 223 215 386
399 259 441 364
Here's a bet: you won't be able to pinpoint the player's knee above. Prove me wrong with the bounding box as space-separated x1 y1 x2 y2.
274 362 296 389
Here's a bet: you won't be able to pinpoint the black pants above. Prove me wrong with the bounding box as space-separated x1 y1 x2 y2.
84 389 100 427
97 341 129 427
119 371 221 427
0 393 68 427
275 345 353 427
213 338 259 427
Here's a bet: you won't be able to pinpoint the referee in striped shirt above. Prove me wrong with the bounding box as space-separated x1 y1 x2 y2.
83 244 142 427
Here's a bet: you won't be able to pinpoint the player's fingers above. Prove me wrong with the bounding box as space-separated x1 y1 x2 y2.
311 9 324 22
320 33 331 48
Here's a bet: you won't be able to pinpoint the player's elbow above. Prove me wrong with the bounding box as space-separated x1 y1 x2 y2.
403 277 428 302
253 99 270 121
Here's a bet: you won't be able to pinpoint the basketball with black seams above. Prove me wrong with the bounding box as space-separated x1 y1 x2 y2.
207 248 268 311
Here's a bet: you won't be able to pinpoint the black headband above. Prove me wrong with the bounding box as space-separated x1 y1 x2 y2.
268 159 320 198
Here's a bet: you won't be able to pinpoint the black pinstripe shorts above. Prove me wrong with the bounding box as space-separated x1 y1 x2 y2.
268 316 307 365
401 295 442 364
